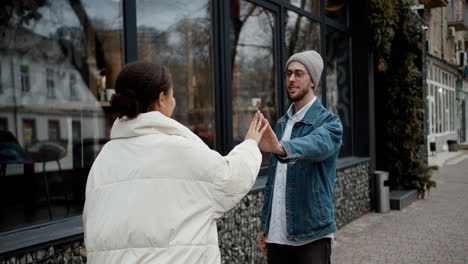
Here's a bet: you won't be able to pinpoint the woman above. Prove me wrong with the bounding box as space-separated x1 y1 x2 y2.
83 61 267 263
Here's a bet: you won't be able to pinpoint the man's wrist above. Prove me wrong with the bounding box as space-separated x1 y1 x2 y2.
276 142 286 156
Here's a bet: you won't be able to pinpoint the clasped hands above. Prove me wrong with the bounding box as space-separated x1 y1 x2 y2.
245 111 286 156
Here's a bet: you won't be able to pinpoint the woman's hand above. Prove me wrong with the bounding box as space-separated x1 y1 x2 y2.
245 111 268 144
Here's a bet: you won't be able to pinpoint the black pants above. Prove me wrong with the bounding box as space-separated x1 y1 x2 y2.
267 238 332 264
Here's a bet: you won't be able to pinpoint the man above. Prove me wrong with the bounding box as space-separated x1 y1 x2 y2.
257 50 343 264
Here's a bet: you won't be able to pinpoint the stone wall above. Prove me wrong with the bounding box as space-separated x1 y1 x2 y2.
1 161 371 264
0 241 86 264
333 161 372 228
217 190 266 264
217 160 371 263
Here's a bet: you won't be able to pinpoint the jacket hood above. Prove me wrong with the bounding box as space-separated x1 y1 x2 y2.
110 111 203 143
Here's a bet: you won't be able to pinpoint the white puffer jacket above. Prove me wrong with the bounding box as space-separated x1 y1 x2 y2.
83 111 262 263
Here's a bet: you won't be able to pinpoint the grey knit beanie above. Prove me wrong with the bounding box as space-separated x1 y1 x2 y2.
286 50 323 87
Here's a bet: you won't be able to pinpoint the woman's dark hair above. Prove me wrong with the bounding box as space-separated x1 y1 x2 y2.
110 61 172 118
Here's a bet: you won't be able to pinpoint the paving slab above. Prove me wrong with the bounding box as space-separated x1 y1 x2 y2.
332 150 468 264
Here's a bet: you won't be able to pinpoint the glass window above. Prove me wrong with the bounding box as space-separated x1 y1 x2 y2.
230 0 278 165
436 93 439 133
0 0 123 232
20 65 30 95
326 26 351 156
48 120 60 141
287 0 319 16
326 0 348 26
450 91 453 131
284 9 321 99
442 90 445 132
431 103 435 134
0 64 3 94
0 117 8 130
22 119 36 146
136 0 215 149
70 73 77 99
447 91 449 132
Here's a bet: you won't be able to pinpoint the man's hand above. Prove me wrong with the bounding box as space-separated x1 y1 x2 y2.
257 232 268 256
258 117 286 155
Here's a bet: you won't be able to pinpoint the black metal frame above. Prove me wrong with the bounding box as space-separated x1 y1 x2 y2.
122 0 137 63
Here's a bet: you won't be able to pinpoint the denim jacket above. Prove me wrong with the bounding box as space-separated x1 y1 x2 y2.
260 98 343 241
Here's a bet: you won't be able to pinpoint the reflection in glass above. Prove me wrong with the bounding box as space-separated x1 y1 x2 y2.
136 0 215 149
0 118 7 130
46 68 56 98
326 0 347 25
230 0 277 165
0 0 122 232
326 26 351 156
20 65 30 94
286 0 319 16
284 10 321 99
48 121 60 141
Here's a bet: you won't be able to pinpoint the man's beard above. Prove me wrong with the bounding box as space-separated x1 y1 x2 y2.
287 86 308 102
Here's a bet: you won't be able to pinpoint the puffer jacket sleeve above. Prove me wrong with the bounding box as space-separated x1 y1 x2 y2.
206 139 262 218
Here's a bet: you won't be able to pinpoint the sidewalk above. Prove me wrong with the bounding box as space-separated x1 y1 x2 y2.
427 150 467 168
331 150 468 264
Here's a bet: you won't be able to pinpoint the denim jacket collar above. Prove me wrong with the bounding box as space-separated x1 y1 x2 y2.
278 97 324 126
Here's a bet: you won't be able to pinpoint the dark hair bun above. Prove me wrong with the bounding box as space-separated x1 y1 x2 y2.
113 61 172 119
110 90 140 118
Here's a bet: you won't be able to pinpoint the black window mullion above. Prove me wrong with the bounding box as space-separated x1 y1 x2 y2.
351 0 370 157
212 0 223 154
222 0 234 155
278 5 287 114
212 0 234 155
269 0 321 22
122 0 137 63
320 0 327 107
247 0 278 10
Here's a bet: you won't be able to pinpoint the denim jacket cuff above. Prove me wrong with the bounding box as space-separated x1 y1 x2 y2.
275 141 294 163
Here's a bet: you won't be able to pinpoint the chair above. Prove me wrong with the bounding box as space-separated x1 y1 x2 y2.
25 140 67 219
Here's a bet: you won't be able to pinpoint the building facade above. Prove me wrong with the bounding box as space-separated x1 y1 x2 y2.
420 0 468 152
0 0 373 262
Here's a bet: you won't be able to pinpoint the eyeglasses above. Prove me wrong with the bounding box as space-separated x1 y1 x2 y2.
285 70 309 81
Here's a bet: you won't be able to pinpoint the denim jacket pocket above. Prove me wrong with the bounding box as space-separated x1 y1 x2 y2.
312 188 328 223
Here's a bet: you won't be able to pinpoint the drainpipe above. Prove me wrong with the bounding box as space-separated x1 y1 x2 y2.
442 7 445 59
